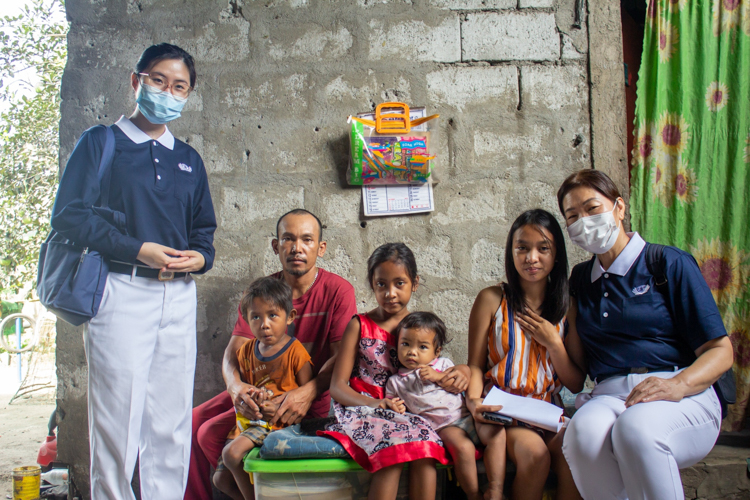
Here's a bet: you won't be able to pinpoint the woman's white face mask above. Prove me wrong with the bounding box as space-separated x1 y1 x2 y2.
566 202 621 254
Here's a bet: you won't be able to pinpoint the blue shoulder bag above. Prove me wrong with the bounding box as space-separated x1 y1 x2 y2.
37 125 116 326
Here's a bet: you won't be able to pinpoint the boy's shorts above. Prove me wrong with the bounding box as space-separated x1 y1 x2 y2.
215 424 273 471
444 414 482 446
238 423 273 447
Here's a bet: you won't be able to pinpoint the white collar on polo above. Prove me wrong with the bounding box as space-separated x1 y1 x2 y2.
114 115 175 150
591 232 646 282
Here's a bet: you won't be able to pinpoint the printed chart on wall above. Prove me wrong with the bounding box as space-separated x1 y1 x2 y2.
362 183 434 216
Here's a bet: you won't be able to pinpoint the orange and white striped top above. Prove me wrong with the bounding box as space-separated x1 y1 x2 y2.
486 295 565 402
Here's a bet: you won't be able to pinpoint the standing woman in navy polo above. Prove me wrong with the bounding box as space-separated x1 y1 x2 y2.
50 44 216 499
556 170 732 500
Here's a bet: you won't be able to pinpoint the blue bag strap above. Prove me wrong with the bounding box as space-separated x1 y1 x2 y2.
644 242 736 414
644 243 667 292
97 125 116 209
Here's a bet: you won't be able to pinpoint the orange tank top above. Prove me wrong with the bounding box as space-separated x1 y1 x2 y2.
486 295 565 402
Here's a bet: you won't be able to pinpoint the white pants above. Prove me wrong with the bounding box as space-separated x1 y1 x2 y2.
84 272 197 500
562 371 721 500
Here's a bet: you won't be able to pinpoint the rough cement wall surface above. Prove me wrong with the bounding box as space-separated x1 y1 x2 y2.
56 0 618 495
586 0 629 204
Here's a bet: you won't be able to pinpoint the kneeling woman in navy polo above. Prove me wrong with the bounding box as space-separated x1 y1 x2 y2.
556 170 732 500
50 44 216 499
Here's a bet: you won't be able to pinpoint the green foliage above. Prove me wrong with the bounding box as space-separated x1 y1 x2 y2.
0 0 67 297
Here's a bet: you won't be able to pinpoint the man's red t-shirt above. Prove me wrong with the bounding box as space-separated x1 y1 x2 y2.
232 268 357 418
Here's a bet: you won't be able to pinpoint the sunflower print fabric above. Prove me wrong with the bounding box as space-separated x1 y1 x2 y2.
631 0 750 430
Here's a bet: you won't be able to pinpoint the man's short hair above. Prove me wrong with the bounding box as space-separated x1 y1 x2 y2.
275 209 324 241
239 277 293 323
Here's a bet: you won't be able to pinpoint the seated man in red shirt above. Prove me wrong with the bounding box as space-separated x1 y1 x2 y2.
186 209 357 499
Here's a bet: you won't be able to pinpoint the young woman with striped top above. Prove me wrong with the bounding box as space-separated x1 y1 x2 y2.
466 209 584 500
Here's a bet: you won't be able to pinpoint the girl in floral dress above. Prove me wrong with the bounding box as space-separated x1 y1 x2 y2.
323 243 464 500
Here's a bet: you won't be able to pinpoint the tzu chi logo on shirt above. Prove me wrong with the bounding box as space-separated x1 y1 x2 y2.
178 163 192 173
632 284 650 295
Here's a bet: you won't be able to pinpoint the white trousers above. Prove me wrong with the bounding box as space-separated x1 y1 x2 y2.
562 371 721 500
84 272 197 500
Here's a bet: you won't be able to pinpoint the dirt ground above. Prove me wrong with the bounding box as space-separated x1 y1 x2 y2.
0 399 55 498
0 356 56 498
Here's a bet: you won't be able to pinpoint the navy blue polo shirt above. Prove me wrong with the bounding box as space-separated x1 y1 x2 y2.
51 117 216 272
572 233 726 381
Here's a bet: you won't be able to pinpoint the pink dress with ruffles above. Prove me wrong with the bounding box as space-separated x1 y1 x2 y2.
320 314 449 472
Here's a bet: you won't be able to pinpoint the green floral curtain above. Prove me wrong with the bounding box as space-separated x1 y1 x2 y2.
631 0 750 430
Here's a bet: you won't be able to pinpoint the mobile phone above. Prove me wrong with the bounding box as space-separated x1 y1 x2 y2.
482 412 513 425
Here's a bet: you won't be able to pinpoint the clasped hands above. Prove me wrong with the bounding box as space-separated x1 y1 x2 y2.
137 242 205 273
234 385 275 422
233 382 314 427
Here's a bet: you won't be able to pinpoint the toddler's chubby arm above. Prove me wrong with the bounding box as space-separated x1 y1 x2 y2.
384 377 407 413
380 397 406 413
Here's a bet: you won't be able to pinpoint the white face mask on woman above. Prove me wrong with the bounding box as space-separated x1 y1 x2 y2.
566 203 620 254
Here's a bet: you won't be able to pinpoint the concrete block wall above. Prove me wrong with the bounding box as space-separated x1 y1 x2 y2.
57 0 622 495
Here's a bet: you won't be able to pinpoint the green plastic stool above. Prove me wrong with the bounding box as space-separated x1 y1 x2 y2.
243 448 364 475
243 449 374 499
243 448 454 475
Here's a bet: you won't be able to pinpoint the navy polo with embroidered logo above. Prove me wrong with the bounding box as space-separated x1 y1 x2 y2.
573 233 726 381
51 117 216 272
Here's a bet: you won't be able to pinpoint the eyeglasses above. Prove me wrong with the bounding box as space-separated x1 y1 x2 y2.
138 72 192 99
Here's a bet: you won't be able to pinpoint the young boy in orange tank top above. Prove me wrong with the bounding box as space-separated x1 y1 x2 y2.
213 277 313 500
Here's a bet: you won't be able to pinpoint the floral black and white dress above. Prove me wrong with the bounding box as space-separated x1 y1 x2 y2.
320 314 449 472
